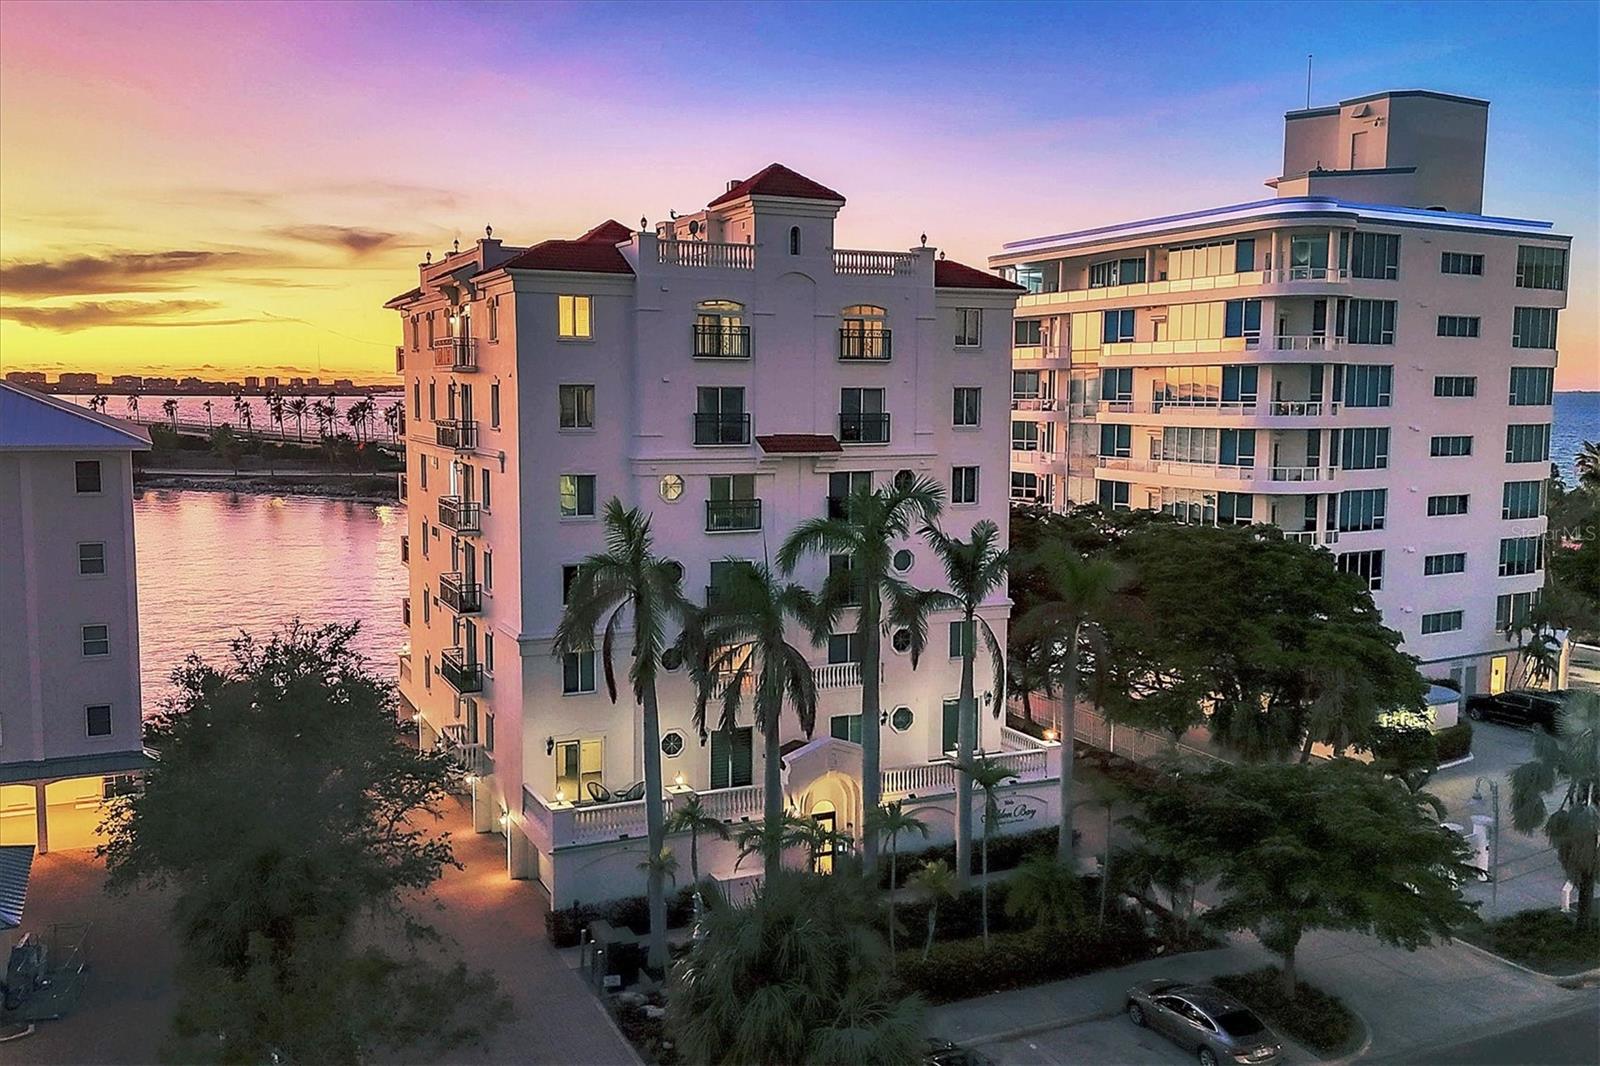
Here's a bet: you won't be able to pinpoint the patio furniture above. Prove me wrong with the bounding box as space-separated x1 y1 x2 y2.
618 781 646 802
586 781 614 804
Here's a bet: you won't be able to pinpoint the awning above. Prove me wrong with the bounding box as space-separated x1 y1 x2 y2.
756 433 842 455
0 749 154 786
0 845 35 929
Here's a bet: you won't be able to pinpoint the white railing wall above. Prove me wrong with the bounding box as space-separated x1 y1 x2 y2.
833 249 919 276
658 240 756 270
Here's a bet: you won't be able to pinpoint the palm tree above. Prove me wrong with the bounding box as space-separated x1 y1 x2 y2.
553 499 693 970
285 397 309 441
1575 440 1600 493
1004 853 1086 932
1012 542 1126 866
383 400 404 441
160 397 179 427
866 800 929 956
267 392 286 437
905 859 957 960
125 393 140 418
89 393 108 413
202 399 214 427
1510 691 1600 929
683 563 829 881
777 475 944 875
347 397 375 443
666 793 730 913
922 518 1010 887
953 753 1018 944
239 403 254 436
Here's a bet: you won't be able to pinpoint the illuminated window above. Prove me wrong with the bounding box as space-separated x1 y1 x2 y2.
558 295 592 339
559 474 596 517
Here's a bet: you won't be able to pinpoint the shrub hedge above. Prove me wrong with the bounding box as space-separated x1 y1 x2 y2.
1467 908 1600 975
881 826 1074 889
896 913 1151 1003
544 886 697 948
1213 968 1358 1055
1434 721 1473 762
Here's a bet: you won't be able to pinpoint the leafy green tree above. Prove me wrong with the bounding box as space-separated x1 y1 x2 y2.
867 800 929 955
666 793 731 909
906 860 957 960
1011 540 1125 865
668 870 924 1065
99 622 504 1061
1511 691 1600 929
1151 760 1478 995
684 562 828 880
953 754 1018 944
778 476 944 875
1003 854 1085 932
209 423 243 473
1576 440 1600 492
922 519 1009 888
554 499 693 970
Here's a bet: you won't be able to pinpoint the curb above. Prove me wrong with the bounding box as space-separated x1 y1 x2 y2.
1452 934 1597 985
1315 1010 1374 1066
1436 753 1474 771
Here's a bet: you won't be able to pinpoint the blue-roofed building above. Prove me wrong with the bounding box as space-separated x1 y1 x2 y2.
992 89 1570 706
1 383 152 852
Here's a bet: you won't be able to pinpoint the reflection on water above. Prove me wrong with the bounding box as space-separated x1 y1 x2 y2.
134 490 408 713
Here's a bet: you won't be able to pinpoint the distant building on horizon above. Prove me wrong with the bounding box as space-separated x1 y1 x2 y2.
5 371 47 387
263 376 280 390
110 375 142 389
56 372 99 390
993 89 1569 703
243 375 260 389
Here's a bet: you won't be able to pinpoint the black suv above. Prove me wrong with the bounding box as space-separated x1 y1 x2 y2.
1464 689 1566 732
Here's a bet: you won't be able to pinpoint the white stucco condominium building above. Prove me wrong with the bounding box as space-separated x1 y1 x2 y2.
992 90 1569 698
1 383 151 853
387 164 1052 904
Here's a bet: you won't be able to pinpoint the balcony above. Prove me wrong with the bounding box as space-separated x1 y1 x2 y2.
839 329 892 361
813 661 882 689
693 324 751 359
434 418 478 451
401 596 411 626
1012 396 1059 411
437 495 481 534
1102 336 1260 358
1099 400 1259 417
400 534 409 563
440 647 483 694
439 573 482 614
658 240 755 270
1272 334 1343 352
1267 400 1340 417
1012 449 1059 469
834 249 918 276
439 723 493 777
395 345 405 373
432 336 479 371
693 412 751 446
839 412 890 444
1282 529 1340 548
705 498 762 533
398 473 408 501
1271 267 1348 283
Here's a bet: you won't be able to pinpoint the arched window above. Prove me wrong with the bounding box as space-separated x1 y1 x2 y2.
789 226 801 255
840 304 890 360
694 300 748 358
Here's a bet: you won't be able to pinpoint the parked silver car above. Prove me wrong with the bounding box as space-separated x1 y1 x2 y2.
1126 980 1282 1066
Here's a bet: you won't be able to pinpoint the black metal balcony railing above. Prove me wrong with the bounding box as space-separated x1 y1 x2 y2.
839 328 892 361
693 324 751 359
439 573 482 614
435 418 479 451
705 498 762 533
432 336 479 371
838 412 891 444
693 412 752 445
440 647 483 694
437 496 481 534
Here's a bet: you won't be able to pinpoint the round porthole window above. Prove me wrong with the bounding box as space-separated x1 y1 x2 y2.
890 706 914 732
660 646 684 671
891 628 912 654
894 469 915 490
661 730 685 757
659 474 684 502
892 549 914 572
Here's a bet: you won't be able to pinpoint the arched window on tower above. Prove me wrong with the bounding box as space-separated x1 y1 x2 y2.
789 226 801 255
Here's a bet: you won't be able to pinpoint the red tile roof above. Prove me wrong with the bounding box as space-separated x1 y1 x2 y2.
756 433 843 455
577 219 634 245
709 164 846 208
383 285 422 308
501 228 635 275
934 258 1026 291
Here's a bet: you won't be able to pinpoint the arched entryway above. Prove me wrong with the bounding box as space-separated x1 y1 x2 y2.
795 770 863 873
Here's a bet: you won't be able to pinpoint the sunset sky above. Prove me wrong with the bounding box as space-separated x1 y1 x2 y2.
1 0 1595 387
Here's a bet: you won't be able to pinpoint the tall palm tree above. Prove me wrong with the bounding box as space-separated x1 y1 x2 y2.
922 518 1010 887
1012 541 1126 866
160 397 179 427
267 392 286 437
347 397 375 443
777 475 944 875
125 393 140 418
553 499 692 970
953 754 1018 945
905 859 957 960
865 800 928 956
683 563 829 881
666 793 730 914
89 393 108 413
383 400 404 441
202 398 214 427
286 397 309 441
1510 691 1600 929
1575 440 1600 493
239 403 254 436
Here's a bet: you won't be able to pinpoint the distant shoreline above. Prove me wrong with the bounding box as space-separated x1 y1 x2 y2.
135 470 400 505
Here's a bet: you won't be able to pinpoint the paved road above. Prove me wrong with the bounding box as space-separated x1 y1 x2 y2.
1390 998 1600 1065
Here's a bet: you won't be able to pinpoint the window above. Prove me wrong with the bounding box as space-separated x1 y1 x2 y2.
955 308 982 347
559 384 595 429
480 468 491 512
1508 367 1555 406
1430 435 1473 458
1499 536 1544 577
1223 299 1262 339
1502 480 1545 520
554 738 604 802
561 564 580 605
948 620 974 659
1335 364 1392 407
487 296 499 342
484 710 495 752
1012 370 1043 401
1100 366 1133 402
484 632 495 674
1425 553 1466 576
1013 420 1041 452
1337 549 1384 591
86 704 112 737
1350 233 1400 280
1516 245 1567 290
557 294 592 339
827 631 862 665
1167 239 1252 280
951 466 979 505
1512 307 1558 349
840 305 890 360
942 698 961 752
490 382 501 428
1099 424 1131 458
428 381 437 421
890 706 914 732
484 550 493 591
78 542 106 575
1101 308 1135 343
1337 489 1387 532
1218 491 1254 525
1335 427 1389 470
789 226 801 255
1436 315 1480 338
893 549 914 572
830 714 863 743
1014 319 1043 346
82 624 109 657
1505 424 1551 463
74 460 102 494
709 726 754 789
1012 471 1042 502
695 299 749 358
1440 252 1483 276
412 379 421 419
827 471 872 517
707 474 759 532
839 387 888 443
1422 611 1464 635
952 387 981 427
562 650 597 694
559 474 596 517
1343 299 1396 344
1089 257 1146 288
1497 591 1540 632
1434 375 1477 398
1098 479 1129 511
1428 494 1470 517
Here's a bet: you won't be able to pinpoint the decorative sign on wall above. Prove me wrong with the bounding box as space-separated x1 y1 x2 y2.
994 794 1043 826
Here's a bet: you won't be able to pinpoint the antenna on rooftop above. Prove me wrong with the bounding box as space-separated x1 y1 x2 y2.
1305 54 1314 110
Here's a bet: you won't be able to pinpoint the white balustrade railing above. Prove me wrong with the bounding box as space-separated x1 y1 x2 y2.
695 784 764 822
990 748 1049 780
1011 397 1058 411
881 760 957 799
812 661 882 689
833 249 919 276
1100 400 1259 416
571 799 650 844
1000 724 1043 751
659 240 755 269
1268 400 1340 417
1273 334 1343 351
1267 465 1331 483
1096 456 1253 480
1283 529 1340 547
1271 267 1348 283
